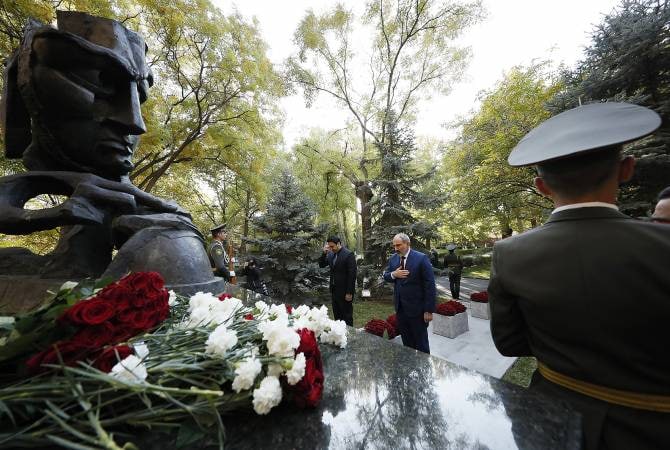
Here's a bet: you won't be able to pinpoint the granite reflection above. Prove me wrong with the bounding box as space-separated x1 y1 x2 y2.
222 330 580 450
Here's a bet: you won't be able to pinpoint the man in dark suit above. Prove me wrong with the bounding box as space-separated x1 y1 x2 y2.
489 102 670 450
318 236 357 326
383 233 436 354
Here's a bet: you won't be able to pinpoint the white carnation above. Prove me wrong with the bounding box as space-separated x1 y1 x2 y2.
259 320 300 357
286 353 306 385
205 324 238 357
292 304 310 317
110 355 147 383
59 281 78 291
133 341 150 359
254 301 270 315
189 291 218 312
182 305 211 328
252 376 282 415
266 363 284 377
269 303 289 321
320 319 348 348
210 297 243 325
168 290 178 306
232 357 262 393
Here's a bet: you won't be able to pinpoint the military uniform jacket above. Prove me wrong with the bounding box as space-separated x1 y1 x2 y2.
489 207 670 449
208 240 230 278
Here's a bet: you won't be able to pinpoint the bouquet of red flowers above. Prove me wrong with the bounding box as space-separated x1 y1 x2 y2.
470 291 489 303
25 272 170 373
364 317 397 339
435 300 467 316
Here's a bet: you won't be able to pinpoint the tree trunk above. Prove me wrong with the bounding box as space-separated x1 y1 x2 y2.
355 182 373 254
241 189 251 252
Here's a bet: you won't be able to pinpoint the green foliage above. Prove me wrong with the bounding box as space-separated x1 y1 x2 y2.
291 128 361 248
367 112 439 265
245 170 328 298
549 0 670 215
441 63 559 242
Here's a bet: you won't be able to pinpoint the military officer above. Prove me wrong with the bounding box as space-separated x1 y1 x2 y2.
489 102 670 450
208 224 230 281
443 244 463 299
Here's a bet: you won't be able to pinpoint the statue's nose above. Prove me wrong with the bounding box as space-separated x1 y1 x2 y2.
105 80 147 135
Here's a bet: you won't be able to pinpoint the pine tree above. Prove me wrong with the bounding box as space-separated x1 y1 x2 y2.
549 0 670 214
366 112 439 268
245 169 328 299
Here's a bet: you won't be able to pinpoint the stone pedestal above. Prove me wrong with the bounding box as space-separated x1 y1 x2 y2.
470 301 490 320
433 311 469 338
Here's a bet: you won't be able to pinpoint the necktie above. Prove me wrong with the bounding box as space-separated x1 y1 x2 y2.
400 255 406 270
333 252 338 266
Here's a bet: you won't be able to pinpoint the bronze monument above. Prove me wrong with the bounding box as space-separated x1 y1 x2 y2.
0 11 224 309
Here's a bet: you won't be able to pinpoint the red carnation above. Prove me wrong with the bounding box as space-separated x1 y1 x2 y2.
285 304 293 314
93 345 133 373
218 293 232 301
470 291 489 303
290 329 324 408
436 300 466 316
244 313 254 320
386 314 398 329
292 358 324 408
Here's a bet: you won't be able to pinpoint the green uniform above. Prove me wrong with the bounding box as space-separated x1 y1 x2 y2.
208 240 230 280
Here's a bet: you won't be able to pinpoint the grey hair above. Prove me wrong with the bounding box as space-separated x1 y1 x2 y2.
393 233 411 244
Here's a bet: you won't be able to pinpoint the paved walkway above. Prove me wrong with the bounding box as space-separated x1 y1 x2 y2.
391 277 517 379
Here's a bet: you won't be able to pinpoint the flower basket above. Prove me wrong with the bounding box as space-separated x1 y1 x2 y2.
469 291 489 319
470 301 490 320
433 301 468 339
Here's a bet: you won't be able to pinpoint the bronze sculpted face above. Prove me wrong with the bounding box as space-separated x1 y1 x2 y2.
3 11 153 180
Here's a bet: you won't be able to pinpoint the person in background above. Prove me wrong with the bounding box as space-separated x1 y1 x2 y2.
444 244 463 300
318 236 357 326
208 224 230 281
489 102 670 450
240 257 269 296
651 186 670 223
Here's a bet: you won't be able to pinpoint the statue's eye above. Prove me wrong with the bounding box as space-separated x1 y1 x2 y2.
67 69 115 98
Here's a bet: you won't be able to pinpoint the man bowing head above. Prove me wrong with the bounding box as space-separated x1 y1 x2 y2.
383 233 436 354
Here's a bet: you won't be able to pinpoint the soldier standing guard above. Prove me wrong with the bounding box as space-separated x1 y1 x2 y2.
209 225 230 281
443 244 463 300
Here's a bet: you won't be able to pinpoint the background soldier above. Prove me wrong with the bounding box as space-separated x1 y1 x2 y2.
443 244 463 299
209 225 230 281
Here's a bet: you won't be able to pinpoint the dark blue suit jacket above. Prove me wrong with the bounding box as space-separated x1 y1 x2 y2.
383 249 436 317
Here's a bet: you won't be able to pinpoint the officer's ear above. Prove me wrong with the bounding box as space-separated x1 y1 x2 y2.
534 177 554 199
617 155 635 183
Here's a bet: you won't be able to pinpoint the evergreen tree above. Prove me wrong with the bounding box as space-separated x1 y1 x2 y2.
366 112 439 268
245 170 328 299
549 0 670 214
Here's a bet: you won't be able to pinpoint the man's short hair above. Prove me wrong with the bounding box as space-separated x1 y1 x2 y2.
326 236 341 245
657 186 670 201
393 233 411 244
536 146 622 198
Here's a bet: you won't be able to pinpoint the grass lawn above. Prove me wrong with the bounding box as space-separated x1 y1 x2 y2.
326 299 397 329
501 357 537 387
462 264 491 279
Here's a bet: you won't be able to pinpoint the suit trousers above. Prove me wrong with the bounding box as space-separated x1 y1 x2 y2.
331 294 353 326
448 272 461 299
397 306 430 354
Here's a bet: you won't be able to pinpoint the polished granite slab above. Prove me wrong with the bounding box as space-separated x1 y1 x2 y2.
223 329 581 450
